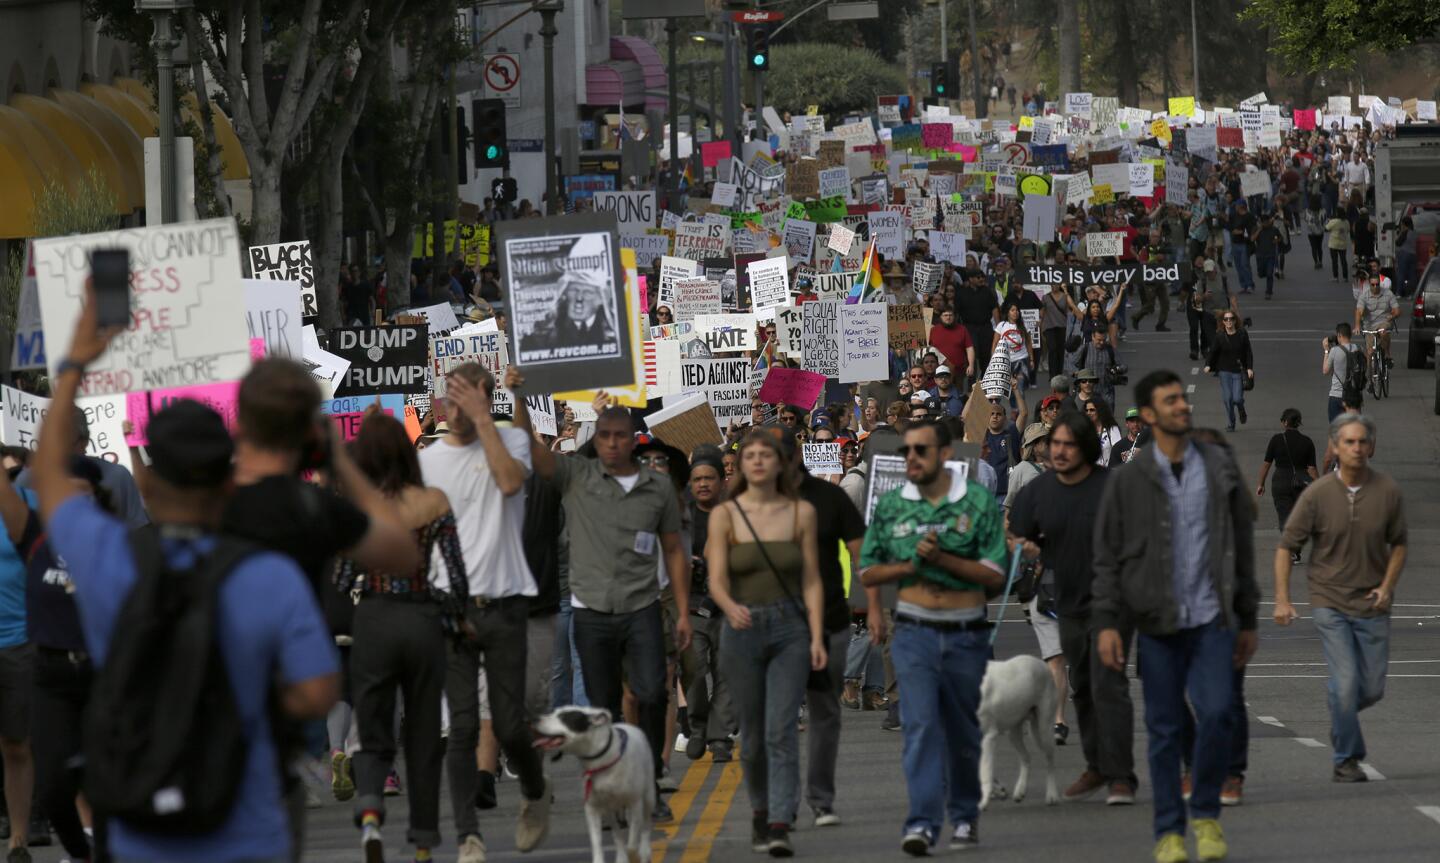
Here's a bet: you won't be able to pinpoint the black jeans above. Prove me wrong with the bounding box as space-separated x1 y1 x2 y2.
32 648 100 861
1330 248 1349 280
1058 616 1137 785
351 599 447 849
1308 234 1324 266
573 602 668 779
1185 306 1211 356
1043 327 1067 378
444 596 544 840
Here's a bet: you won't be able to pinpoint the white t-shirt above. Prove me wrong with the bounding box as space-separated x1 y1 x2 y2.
993 320 1029 364
419 428 536 599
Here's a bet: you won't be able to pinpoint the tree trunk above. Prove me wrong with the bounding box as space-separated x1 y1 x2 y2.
1111 0 1139 105
314 150 346 329
248 162 283 257
1058 0 1082 94
188 60 232 218
966 0 987 118
385 227 414 308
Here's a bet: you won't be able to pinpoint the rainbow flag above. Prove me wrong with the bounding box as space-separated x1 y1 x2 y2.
845 238 882 304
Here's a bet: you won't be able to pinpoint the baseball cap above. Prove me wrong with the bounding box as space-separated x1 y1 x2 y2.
144 399 235 489
936 365 952 376
1040 395 1062 409
1125 408 1141 420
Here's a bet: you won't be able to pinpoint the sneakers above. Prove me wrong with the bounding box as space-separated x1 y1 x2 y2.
653 797 674 823
766 824 794 857
841 680 862 710
881 705 902 732
1291 551 1303 565
710 740 734 763
1053 722 1069 746
332 750 355 801
515 777 552 852
949 822 978 850
901 825 934 856
384 769 403 796
1220 775 1244 806
752 812 770 853
1181 771 1193 802
473 770 498 810
658 768 679 793
1106 780 1136 806
456 834 487 863
812 806 841 827
674 733 690 754
1194 817 1228 861
25 815 50 847
863 691 888 711
1333 757 1368 782
1063 769 1105 800
362 823 384 863
1153 833 1187 863
685 732 707 760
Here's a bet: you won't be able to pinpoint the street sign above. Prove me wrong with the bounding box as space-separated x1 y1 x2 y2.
482 53 521 109
732 10 783 23
827 2 880 21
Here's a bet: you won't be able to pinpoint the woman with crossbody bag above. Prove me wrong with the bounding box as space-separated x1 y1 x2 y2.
706 431 826 857
1255 408 1319 563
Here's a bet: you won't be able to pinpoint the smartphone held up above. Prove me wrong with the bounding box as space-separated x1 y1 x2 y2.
90 248 132 329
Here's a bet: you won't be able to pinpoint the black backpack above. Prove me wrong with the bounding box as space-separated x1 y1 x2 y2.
84 529 257 834
1341 344 1367 397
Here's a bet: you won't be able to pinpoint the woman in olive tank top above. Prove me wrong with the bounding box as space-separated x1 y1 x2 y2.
706 431 826 857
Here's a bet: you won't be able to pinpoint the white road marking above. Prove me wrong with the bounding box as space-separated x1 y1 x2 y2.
1256 715 1285 727
1417 806 1440 827
1294 737 1326 748
1360 763 1386 781
1186 384 1196 394
1190 367 1200 375
1248 674 1440 679
1259 601 1440 608
1247 660 1440 666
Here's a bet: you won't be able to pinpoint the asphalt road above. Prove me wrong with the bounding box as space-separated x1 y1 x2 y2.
31 247 1440 861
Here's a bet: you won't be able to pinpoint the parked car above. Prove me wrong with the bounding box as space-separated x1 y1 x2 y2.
1406 258 1440 368
1402 201 1440 275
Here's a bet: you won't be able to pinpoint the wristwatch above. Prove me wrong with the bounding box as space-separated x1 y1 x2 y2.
55 358 86 377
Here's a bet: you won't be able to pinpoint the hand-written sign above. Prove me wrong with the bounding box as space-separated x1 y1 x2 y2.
679 357 752 429
123 382 241 447
773 304 804 356
802 301 840 377
757 366 826 408
838 303 887 384
249 240 317 317
694 314 758 353
591 191 657 233
0 386 133 470
35 219 252 396
243 278 303 360
887 304 928 351
1086 232 1126 258
430 330 508 398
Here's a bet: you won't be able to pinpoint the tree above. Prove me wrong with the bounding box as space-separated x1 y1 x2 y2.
1057 0 1081 94
1240 0 1440 72
758 43 908 117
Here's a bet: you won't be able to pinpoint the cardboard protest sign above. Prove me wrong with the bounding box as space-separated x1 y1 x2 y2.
1086 232 1126 258
782 219 817 265
694 314 757 353
1239 169 1271 198
827 224 856 255
620 232 669 268
496 213 633 395
864 454 908 523
680 357 752 429
590 192 656 234
1025 262 1179 287
1090 184 1115 205
673 220 729 262
430 330 507 399
330 325 429 396
786 159 820 199
1128 163 1155 197
758 366 826 408
929 231 967 266
838 304 887 383
248 240 317 318
35 219 251 396
887 303 928 351
673 278 723 322
1 386 132 470
411 302 461 335
644 392 723 454
1166 163 1190 205
818 167 850 199
242 278 303 360
1 385 54 449
868 211 905 261
773 305 805 356
657 256 701 308
802 302 840 378
803 443 842 474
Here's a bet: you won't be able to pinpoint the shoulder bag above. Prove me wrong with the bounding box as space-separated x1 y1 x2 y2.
1281 432 1312 496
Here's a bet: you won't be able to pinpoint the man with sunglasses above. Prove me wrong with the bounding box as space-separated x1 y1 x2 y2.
859 421 1008 855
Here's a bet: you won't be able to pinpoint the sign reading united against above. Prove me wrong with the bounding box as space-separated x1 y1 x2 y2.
34 219 252 396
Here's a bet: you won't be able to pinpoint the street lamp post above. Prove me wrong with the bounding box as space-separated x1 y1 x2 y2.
537 1 562 215
137 0 192 224
666 17 680 210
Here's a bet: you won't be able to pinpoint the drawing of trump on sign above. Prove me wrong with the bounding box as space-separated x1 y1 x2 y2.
527 267 618 356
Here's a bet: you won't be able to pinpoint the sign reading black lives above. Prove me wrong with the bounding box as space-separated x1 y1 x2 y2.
248 241 318 317
1023 262 1179 287
330 325 429 396
496 212 635 394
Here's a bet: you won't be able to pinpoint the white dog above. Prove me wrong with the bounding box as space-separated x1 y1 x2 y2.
978 655 1060 810
534 706 655 863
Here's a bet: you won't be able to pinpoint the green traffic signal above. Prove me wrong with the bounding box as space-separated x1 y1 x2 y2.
937 84 945 94
486 144 502 159
752 54 766 68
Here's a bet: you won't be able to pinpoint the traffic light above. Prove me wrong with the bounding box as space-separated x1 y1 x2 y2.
491 177 518 205
454 105 470 179
931 62 950 99
746 25 770 72
472 98 509 169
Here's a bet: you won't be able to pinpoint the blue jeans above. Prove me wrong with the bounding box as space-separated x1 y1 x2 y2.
1255 253 1276 295
889 619 988 842
1218 370 1245 428
1181 666 1249 778
551 596 588 708
1230 244 1253 291
719 602 811 825
845 628 885 693
1327 396 1344 422
1137 620 1237 839
1312 608 1390 764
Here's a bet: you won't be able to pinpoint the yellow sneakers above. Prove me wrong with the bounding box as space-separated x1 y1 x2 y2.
1153 833 1188 863
1193 818 1228 861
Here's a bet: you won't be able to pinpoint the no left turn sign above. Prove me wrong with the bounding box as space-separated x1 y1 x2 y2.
483 54 521 108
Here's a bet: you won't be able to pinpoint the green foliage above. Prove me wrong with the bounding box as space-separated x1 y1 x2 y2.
767 0 921 63
760 43 909 117
1240 0 1440 72
32 168 120 238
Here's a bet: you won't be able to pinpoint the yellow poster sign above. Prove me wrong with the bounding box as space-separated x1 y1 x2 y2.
1150 118 1173 144
1168 96 1195 118
1091 183 1115 205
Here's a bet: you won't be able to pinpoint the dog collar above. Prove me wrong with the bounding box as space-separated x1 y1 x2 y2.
581 727 629 801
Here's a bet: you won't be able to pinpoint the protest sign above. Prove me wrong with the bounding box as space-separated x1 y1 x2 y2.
324 393 406 419
868 211 905 260
1168 96 1195 118
701 140 732 168
943 200 984 236
430 330 507 398
248 240 317 318
834 120 877 147
838 304 887 383
124 382 242 447
645 338 684 398
803 443 842 474
887 303 928 350
929 230 967 266
1 385 52 449
1022 194 1057 243
497 213 633 395
711 182 739 208
1090 183 1115 205
657 255 701 308
773 304 805 356
912 261 942 296
827 224 856 255
1063 171 1093 206
330 325 428 396
243 278 303 360
1022 308 1041 350
0 387 130 470
644 392 723 454
787 159 820 199
1024 262 1179 287
1240 169 1271 198
1086 232 1126 258
804 195 849 223
747 257 791 317
620 232 670 268
782 218 817 265
818 167 850 199
680 357 752 429
673 278 723 322
9 243 43 371
302 336 350 400
673 220 729 261
864 454 908 523
694 314 757 353
730 157 787 209
35 219 251 396
802 302 840 377
1166 163 1190 205
1128 163 1155 197
812 271 860 302
757 366 826 408
1064 92 1092 116
589 191 655 234
980 350 1012 400
411 302 461 335
1327 95 1352 116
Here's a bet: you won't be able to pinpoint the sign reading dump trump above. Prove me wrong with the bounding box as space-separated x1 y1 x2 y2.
34 219 252 397
496 213 635 394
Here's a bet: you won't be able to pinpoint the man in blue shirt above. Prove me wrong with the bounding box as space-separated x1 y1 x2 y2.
33 288 339 863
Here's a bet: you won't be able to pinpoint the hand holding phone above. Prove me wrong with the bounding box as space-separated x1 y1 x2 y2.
90 249 131 329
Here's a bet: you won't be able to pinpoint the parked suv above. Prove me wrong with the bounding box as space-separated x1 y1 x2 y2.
1406 258 1440 368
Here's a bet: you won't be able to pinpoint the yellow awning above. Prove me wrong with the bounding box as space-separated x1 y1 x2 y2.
7 94 141 212
114 76 250 180
0 120 49 238
79 82 158 140
50 89 145 194
0 104 86 196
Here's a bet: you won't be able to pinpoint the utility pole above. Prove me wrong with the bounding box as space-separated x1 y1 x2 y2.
667 17 680 210
538 2 562 215
1190 0 1201 98
966 0 984 118
939 0 947 63
139 0 191 224
724 23 742 155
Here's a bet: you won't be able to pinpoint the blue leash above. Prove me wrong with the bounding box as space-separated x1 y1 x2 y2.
989 548 1025 647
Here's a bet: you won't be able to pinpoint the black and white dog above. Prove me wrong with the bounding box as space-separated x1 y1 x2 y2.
534 706 655 863
978 655 1060 810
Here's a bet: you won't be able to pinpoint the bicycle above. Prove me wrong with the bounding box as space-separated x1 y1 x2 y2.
1361 328 1392 399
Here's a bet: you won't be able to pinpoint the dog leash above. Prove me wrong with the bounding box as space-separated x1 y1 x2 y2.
988 548 1024 647
579 727 629 802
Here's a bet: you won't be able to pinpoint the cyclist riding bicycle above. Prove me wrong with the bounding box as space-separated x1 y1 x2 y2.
1354 272 1400 370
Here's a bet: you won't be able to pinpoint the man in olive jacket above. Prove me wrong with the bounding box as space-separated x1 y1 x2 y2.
1091 370 1259 863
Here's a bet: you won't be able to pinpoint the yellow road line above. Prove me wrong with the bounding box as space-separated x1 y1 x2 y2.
676 761 743 863
651 755 714 862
